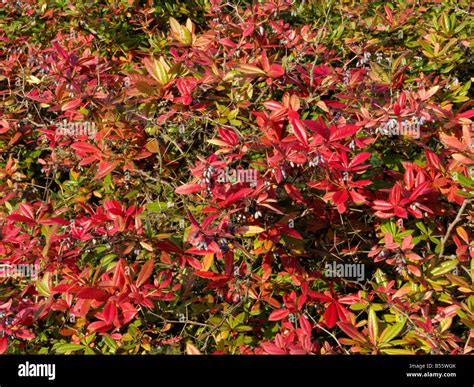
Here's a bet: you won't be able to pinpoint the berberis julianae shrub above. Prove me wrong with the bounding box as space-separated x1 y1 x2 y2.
0 0 472 355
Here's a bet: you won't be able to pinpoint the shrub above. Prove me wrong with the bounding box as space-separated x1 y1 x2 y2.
0 0 472 355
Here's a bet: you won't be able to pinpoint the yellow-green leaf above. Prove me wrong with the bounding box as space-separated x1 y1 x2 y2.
235 225 265 235
379 319 406 343
380 348 415 355
368 307 379 346
430 259 458 276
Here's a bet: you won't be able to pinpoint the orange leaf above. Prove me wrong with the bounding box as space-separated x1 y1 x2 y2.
456 226 469 244
235 64 266 76
316 100 329 112
202 253 214 271
136 259 155 288
140 241 154 252
186 342 202 355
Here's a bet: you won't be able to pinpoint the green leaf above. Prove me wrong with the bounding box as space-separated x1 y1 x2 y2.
374 269 388 287
84 332 96 346
100 254 117 267
104 335 118 352
350 303 368 311
467 295 474 312
146 201 168 212
235 325 253 332
379 320 406 343
84 347 95 355
416 221 428 234
368 307 379 346
36 274 51 297
380 348 415 355
371 303 384 311
430 259 459 276
55 343 85 354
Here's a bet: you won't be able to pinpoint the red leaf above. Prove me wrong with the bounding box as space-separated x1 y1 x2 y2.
39 217 70 225
457 109 474 119
408 181 430 202
71 142 100 155
77 288 108 301
0 337 7 354
332 189 348 206
312 292 333 303
263 100 284 111
242 24 254 37
52 284 80 293
61 98 83 112
87 321 112 333
299 315 312 336
218 127 239 146
94 160 120 181
224 188 254 205
349 152 371 168
52 42 70 61
186 256 203 270
337 322 367 343
404 167 415 190
270 108 289 122
267 64 284 78
19 203 35 220
261 342 287 355
194 271 227 280
372 200 393 210
15 329 34 340
176 77 198 97
284 183 304 203
103 302 117 325
383 5 394 24
330 124 359 141
288 110 308 146
349 190 367 203
120 302 138 324
6 214 35 223
425 150 441 170
324 303 338 328
268 308 289 321
219 38 236 48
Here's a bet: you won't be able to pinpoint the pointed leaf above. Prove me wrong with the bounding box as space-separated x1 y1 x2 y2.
136 259 154 287
268 308 289 321
379 320 406 343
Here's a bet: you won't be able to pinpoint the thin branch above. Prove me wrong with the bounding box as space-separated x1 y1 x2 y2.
439 199 471 258
148 311 212 328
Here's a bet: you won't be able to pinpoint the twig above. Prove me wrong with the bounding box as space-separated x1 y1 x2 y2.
305 313 350 354
148 311 211 328
439 199 471 258
200 298 244 352
133 169 173 187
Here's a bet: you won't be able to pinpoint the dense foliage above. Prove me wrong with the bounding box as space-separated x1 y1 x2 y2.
0 0 473 355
